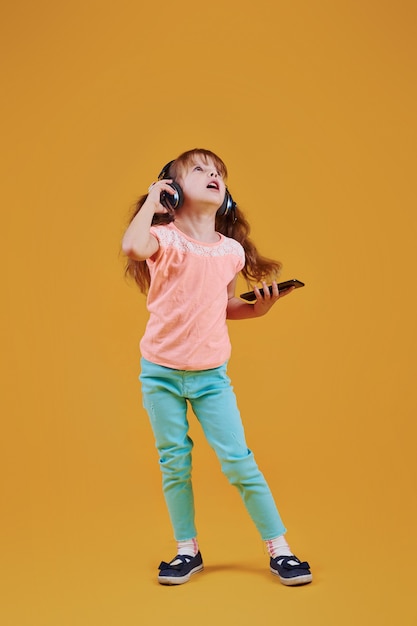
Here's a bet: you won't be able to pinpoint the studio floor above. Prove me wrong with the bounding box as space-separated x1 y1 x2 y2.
2 431 416 626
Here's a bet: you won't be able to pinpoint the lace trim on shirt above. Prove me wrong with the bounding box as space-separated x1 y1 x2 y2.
153 225 245 263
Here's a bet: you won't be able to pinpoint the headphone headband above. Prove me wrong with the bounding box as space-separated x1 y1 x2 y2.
158 161 175 181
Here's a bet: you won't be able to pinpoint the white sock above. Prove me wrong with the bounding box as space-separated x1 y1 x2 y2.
265 535 293 558
176 538 199 557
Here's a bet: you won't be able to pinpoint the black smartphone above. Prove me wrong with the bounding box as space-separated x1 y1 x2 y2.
239 279 305 301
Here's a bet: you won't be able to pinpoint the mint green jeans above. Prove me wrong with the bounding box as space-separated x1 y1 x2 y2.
139 358 286 541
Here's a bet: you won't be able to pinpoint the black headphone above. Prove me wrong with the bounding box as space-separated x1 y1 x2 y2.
157 160 236 219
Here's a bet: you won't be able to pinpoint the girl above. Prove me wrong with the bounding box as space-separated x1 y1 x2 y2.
122 148 312 586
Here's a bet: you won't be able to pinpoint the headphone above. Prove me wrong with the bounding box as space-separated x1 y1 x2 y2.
157 160 236 219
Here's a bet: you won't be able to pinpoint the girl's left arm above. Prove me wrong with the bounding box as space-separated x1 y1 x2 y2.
226 275 294 320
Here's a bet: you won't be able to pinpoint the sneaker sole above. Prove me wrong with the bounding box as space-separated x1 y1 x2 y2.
270 567 313 586
158 564 204 585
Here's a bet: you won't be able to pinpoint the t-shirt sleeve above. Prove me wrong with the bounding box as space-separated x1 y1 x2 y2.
146 225 165 264
235 242 246 273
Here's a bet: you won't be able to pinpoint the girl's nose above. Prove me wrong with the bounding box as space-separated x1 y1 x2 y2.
209 170 217 177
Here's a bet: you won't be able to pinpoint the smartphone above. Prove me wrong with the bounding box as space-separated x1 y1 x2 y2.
239 279 305 301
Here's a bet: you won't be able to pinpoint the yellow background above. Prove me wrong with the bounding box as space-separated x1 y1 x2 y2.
1 1 416 624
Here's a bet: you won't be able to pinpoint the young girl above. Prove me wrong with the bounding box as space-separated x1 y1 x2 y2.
122 148 312 586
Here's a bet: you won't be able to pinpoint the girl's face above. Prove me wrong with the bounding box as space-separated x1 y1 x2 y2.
178 157 226 209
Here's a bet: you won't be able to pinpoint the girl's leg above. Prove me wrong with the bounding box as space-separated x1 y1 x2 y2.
139 359 197 541
187 364 286 540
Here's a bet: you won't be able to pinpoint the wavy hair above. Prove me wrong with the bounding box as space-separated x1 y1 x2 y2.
124 148 282 293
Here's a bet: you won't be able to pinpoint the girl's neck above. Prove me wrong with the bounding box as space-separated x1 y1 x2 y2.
174 211 219 243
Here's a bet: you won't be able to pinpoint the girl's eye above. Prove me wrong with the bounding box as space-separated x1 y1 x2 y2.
194 166 203 171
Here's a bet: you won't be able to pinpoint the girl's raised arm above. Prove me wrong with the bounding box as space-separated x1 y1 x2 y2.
122 180 173 261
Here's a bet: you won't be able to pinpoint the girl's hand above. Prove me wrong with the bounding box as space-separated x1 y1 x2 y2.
146 179 176 214
252 280 295 316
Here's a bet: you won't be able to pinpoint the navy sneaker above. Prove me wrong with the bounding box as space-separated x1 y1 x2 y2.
270 555 312 586
158 552 204 585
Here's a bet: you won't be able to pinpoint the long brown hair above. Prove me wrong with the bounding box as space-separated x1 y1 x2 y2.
125 148 282 293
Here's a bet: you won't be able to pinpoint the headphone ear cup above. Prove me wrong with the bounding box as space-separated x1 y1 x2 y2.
160 181 184 210
217 189 236 217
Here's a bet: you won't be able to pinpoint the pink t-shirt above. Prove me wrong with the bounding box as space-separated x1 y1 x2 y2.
140 222 245 370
